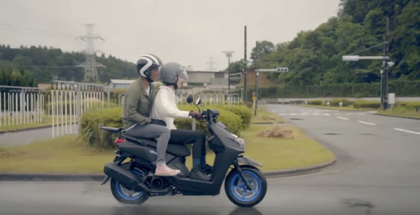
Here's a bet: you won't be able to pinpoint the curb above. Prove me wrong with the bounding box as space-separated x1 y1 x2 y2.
250 122 283 125
0 123 76 134
0 159 336 181
263 159 336 177
375 113 420 120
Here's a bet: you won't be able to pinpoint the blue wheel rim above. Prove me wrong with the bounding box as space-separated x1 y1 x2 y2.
230 170 262 202
115 171 144 201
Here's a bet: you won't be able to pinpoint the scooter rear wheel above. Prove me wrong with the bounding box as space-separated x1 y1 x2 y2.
110 163 149 205
224 166 267 207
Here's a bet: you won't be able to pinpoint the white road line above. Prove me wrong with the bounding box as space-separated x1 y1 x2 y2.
358 120 376 126
279 113 286 116
290 113 297 116
323 113 330 116
313 113 320 116
394 128 420 135
345 113 353 115
337 117 349 120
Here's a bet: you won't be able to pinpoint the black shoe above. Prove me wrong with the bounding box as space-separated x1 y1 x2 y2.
189 166 211 181
201 164 213 175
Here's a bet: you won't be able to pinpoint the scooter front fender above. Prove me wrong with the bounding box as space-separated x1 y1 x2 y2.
236 155 263 167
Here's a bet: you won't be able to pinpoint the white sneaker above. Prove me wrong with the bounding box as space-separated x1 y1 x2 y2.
155 164 181 176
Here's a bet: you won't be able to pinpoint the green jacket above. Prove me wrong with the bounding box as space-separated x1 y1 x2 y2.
121 78 156 129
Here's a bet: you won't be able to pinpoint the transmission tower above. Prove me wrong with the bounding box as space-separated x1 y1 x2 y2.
77 24 106 82
206 57 217 71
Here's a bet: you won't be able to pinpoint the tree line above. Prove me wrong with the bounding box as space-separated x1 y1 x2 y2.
228 0 420 97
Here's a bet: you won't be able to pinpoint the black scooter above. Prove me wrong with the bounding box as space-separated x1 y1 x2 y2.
100 95 267 207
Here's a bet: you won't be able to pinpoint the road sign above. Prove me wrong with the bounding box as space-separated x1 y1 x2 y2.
252 96 257 101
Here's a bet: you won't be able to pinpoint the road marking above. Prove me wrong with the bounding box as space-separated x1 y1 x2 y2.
345 113 353 115
323 113 330 116
337 117 349 120
290 113 297 116
394 128 420 135
358 120 376 126
279 113 286 116
313 113 320 116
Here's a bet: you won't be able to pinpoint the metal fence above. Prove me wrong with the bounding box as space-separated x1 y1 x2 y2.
49 81 110 138
0 85 45 128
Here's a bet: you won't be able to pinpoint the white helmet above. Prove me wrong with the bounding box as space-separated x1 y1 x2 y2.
136 54 162 82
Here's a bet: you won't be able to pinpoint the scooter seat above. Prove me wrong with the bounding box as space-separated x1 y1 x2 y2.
125 135 191 157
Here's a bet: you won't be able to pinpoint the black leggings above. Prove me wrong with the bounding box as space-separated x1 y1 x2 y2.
169 130 206 161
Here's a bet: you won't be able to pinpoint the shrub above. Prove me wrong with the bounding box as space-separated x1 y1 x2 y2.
406 102 420 112
308 100 322 105
246 102 253 108
80 108 123 150
218 105 252 129
177 105 243 135
353 101 380 109
328 98 353 107
80 105 245 150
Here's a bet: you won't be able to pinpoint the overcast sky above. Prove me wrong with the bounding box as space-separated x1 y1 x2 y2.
0 0 340 71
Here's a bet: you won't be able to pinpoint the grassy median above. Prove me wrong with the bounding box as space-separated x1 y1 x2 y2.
0 124 334 174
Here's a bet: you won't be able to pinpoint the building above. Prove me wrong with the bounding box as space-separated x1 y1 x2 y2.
108 79 136 89
108 79 163 90
185 70 229 88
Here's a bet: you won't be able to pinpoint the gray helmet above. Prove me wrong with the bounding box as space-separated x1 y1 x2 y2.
160 62 188 88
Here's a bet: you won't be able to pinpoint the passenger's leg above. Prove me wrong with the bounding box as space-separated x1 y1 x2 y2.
126 124 180 176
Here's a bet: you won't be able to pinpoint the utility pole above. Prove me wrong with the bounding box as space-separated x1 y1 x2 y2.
254 67 289 116
223 51 235 93
206 57 217 71
254 41 259 116
243 25 248 103
77 24 106 82
381 17 390 110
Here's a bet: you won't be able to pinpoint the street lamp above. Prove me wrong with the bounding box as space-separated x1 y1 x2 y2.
342 55 390 61
223 51 235 94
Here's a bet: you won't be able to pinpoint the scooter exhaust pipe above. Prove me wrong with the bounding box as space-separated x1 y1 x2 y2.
103 163 151 192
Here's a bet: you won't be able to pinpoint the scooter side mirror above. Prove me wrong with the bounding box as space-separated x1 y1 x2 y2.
196 97 201 105
186 95 193 104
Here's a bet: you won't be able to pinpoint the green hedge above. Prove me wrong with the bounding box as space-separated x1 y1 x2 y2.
80 108 123 150
308 100 322 105
80 105 249 149
406 102 420 111
353 101 381 109
221 105 252 130
328 98 353 107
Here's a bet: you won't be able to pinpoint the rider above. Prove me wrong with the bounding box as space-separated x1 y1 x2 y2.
150 62 213 181
121 54 180 176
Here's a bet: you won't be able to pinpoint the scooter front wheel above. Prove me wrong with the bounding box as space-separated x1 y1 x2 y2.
224 166 267 207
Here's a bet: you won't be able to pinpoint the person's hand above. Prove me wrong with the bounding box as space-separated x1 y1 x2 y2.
151 118 167 126
189 111 202 120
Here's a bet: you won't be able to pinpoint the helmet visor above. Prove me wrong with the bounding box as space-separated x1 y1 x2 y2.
179 69 188 81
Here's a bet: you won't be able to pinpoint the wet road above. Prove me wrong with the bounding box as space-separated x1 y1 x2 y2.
1 105 420 215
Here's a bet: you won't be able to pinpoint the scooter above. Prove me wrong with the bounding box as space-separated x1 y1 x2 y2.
100 95 267 207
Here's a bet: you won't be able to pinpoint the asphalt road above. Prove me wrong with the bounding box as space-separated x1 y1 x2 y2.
0 124 77 147
1 105 420 215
